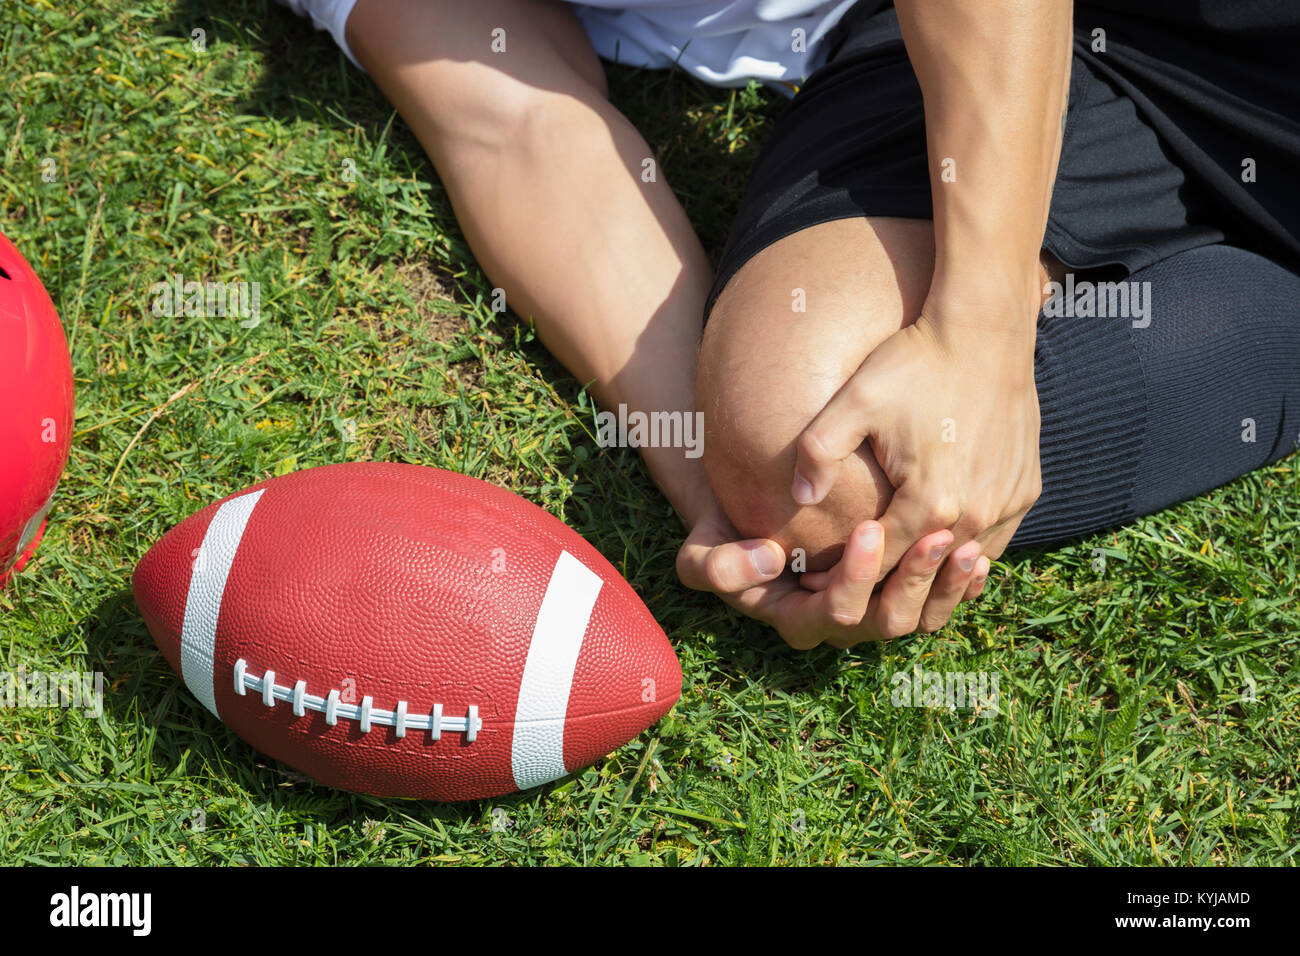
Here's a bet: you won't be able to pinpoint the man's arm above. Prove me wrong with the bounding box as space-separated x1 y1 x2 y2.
790 0 1073 607
899 0 1073 326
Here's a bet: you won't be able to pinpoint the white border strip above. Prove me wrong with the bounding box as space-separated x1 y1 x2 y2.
180 490 264 717
511 550 602 790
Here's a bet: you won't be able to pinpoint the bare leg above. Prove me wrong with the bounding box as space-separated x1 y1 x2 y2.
348 0 717 522
699 217 1060 572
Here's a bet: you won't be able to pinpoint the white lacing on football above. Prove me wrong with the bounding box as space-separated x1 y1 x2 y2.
232 658 480 742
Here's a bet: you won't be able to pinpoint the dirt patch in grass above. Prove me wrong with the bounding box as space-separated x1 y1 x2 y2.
391 259 489 392
394 259 463 342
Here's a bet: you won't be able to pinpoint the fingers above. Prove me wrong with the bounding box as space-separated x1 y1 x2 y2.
678 508 995 652
676 525 785 595
874 482 960 576
765 520 885 649
817 522 884 627
824 529 952 648
871 464 1037 576
915 541 983 633
962 555 991 602
790 375 878 507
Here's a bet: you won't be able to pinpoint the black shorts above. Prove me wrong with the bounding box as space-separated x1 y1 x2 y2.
705 0 1300 318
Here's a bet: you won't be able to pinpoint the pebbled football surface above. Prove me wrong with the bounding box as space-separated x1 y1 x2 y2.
133 462 681 801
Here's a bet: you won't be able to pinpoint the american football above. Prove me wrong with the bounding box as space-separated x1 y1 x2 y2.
132 462 681 802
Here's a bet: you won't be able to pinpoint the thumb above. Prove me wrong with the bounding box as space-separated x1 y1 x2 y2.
791 360 884 507
677 529 785 595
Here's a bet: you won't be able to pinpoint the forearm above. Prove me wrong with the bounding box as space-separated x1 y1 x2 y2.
895 0 1073 330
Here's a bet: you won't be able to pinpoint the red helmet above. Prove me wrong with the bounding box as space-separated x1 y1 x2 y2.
0 230 74 586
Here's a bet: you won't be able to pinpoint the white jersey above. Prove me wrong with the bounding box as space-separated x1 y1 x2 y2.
278 0 856 88
572 1 858 86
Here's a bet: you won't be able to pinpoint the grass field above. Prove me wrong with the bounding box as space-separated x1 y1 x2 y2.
1 0 1296 866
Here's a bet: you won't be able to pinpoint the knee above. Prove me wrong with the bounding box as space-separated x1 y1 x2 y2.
697 294 895 573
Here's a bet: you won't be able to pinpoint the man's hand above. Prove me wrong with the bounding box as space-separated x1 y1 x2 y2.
676 496 991 649
791 297 1042 577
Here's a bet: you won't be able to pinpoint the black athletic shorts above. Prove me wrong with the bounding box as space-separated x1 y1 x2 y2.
704 0 1300 318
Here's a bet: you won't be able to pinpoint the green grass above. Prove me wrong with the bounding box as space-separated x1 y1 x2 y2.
1 0 1296 866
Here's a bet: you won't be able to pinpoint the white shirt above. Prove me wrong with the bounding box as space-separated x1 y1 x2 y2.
572 1 858 87
280 0 856 88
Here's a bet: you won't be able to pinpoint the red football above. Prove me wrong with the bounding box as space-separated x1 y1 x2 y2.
133 462 681 801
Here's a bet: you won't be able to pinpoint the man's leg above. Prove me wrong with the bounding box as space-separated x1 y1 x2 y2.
700 218 1300 569
1011 243 1300 547
699 217 925 571
700 216 1060 571
347 0 717 520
